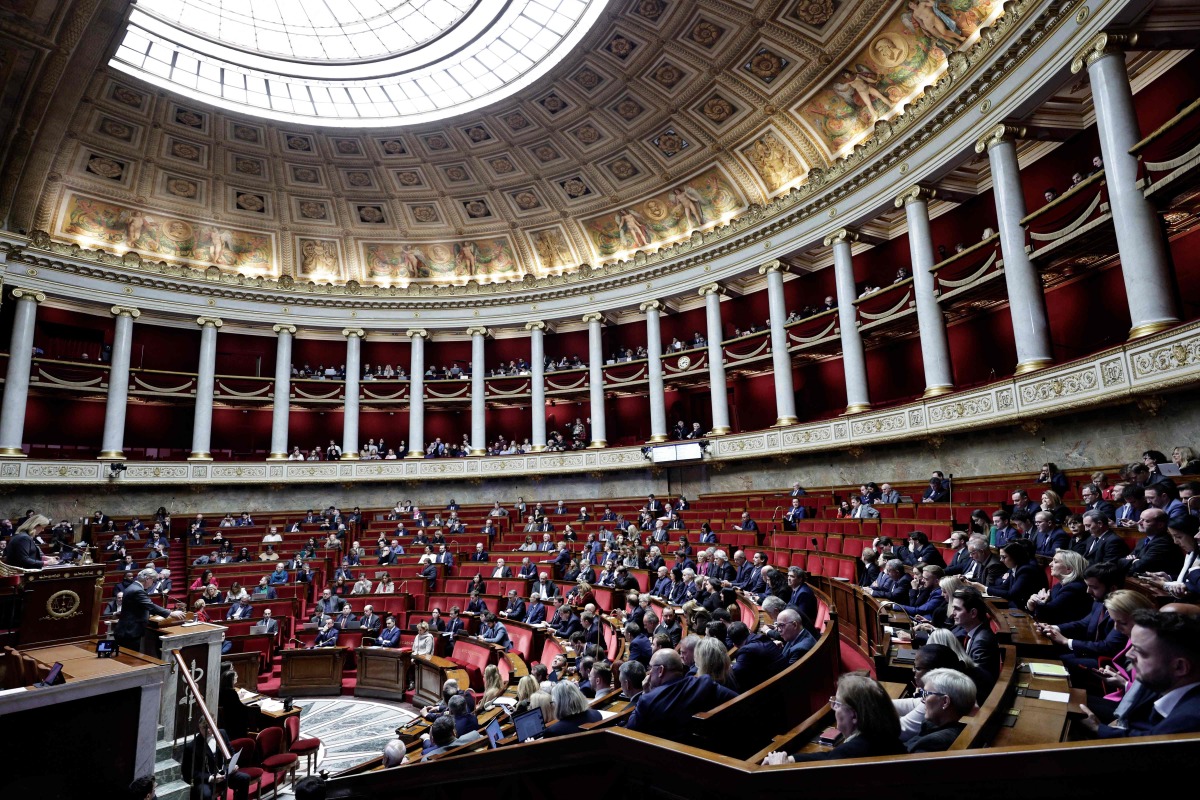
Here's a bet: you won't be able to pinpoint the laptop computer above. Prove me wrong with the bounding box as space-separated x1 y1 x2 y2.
512 707 545 741
485 717 504 749
249 624 268 635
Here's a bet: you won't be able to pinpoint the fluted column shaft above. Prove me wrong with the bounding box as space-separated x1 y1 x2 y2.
99 306 139 459
341 329 364 459
976 127 1054 374
0 289 45 457
700 285 731 434
468 327 489 456
642 301 668 443
527 322 547 451
897 187 954 396
267 324 295 459
406 330 428 457
825 232 872 413
1073 36 1178 339
189 317 222 460
760 262 799 425
584 313 607 447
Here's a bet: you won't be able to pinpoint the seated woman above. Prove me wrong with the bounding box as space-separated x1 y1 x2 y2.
1065 514 1090 556
519 535 538 552
892 643 970 742
1076 589 1157 732
375 576 396 594
417 545 436 565
411 621 435 656
567 581 596 609
1040 489 1070 526
234 547 252 563
968 539 1046 610
332 577 352 597
225 581 249 603
762 674 904 763
543 680 602 737
193 598 210 623
1158 515 1200 601
858 548 881 587
190 569 214 591
1027 549 1092 624
1173 445 1200 475
468 574 488 596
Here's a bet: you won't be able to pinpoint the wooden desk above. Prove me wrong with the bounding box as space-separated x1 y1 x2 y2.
356 647 410 701
988 601 1060 657
412 654 470 706
991 657 1080 747
278 646 346 697
222 650 262 687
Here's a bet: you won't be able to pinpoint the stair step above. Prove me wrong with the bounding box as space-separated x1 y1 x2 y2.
155 778 191 800
154 758 182 783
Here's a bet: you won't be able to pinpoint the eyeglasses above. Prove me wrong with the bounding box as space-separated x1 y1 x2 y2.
828 696 843 710
919 690 948 700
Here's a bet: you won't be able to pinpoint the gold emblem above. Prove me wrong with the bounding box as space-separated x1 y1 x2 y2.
44 590 82 620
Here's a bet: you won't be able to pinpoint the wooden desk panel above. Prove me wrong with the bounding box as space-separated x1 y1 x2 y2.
278 647 346 696
356 647 410 701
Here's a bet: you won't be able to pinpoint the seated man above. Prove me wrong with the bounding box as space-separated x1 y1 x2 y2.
381 739 407 768
625 649 737 740
906 668 976 752
729 621 789 689
776 608 817 664
376 616 402 647
312 619 339 648
868 559 910 602
950 588 1000 697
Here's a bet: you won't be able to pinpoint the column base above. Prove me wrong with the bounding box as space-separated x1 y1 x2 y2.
405 451 426 459
647 434 669 444
469 449 488 456
341 453 361 461
1014 359 1053 376
1128 320 1177 340
707 427 731 436
266 453 290 461
842 404 872 415
187 452 213 461
771 417 799 427
922 385 954 399
98 450 127 460
587 440 607 449
0 447 28 458
530 445 547 452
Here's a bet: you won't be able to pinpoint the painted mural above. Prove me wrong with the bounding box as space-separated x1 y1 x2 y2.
799 0 1001 156
362 237 521 282
60 192 273 271
583 166 745 257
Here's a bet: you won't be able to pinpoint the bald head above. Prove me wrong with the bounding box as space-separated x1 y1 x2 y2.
1160 603 1200 617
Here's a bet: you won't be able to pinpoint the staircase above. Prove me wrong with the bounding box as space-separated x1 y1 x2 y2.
168 538 187 607
153 728 190 800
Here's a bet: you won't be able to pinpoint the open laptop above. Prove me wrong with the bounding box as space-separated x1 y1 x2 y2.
484 717 504 749
512 707 545 742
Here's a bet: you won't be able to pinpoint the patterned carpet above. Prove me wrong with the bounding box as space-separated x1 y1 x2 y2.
289 698 416 779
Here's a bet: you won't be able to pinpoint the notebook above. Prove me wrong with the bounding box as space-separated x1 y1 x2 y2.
1027 662 1070 677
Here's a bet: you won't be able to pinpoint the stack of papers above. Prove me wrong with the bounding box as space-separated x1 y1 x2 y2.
1026 662 1070 677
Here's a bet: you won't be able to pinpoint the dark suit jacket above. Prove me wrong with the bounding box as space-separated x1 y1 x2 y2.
1128 534 1183 577
791 733 905 762
1085 500 1116 520
1086 530 1131 564
988 563 1047 608
732 633 789 689
1129 684 1200 736
1031 580 1092 625
114 582 172 642
543 708 603 737
5 533 44 569
1059 600 1125 658
525 603 546 624
625 675 738 740
377 626 402 647
787 585 818 625
1033 528 1071 558
906 720 967 753
628 634 652 665
944 547 971 575
965 626 1000 696
963 554 1005 587
314 628 340 647
780 629 818 664
504 599 527 621
359 614 381 634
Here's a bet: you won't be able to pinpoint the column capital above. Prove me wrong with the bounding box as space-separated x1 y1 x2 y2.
406 328 429 339
525 320 548 332
974 124 1026 154
639 300 664 314
342 328 365 339
698 283 725 297
272 324 297 336
465 326 491 338
1071 32 1138 75
195 316 223 328
894 184 936 209
822 228 859 248
11 288 45 303
110 305 141 319
582 312 604 324
757 259 785 275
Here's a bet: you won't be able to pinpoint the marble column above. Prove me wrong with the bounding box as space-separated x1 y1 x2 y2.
467 326 489 456
641 300 668 443
583 312 607 448
266 324 295 460
974 126 1054 374
823 231 872 413
0 288 45 457
526 321 547 452
406 329 428 458
699 284 731 435
1072 33 1178 339
99 306 140 459
341 328 364 460
188 317 222 460
896 185 954 397
758 260 800 425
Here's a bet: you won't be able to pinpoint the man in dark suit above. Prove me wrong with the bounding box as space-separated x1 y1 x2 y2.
359 605 381 634
314 589 343 616
782 499 807 530
115 568 185 654
580 611 607 650
420 562 439 591
501 590 526 622
1126 509 1184 577
923 476 949 503
188 719 252 800
730 621 789 689
1080 608 1200 737
553 544 571 577
943 531 971 575
490 558 513 579
1010 489 1040 517
1081 483 1116 521
376 616 402 647
1038 562 1127 677
531 572 557 599
777 608 817 664
625 622 652 665
951 588 999 696
468 543 489 562
1083 512 1131 564
445 607 467 639
312 619 339 648
784 567 818 625
258 608 280 637
517 557 537 580
553 602 582 639
226 597 254 621
334 605 357 630
962 538 1005 586
435 545 455 568
625 649 737 740
526 594 547 624
1031 512 1071 557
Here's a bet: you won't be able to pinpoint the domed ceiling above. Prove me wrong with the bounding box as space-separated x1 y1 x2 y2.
35 0 1006 289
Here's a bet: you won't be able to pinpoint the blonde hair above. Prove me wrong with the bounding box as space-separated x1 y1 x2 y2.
1040 489 1062 509
693 637 732 684
527 691 554 724
16 514 49 534
1053 549 1088 584
939 575 965 596
515 674 539 703
1104 589 1155 616
927 627 976 668
481 664 504 708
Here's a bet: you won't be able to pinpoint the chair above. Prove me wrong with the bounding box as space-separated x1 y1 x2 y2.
255 727 298 798
284 715 321 776
227 737 266 800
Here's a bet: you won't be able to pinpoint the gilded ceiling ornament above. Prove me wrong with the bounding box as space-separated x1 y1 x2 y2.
111 85 145 108
701 96 736 123
789 0 836 26
168 178 198 198
690 20 725 48
605 35 636 60
286 135 311 151
232 125 259 143
651 62 683 88
86 156 124 180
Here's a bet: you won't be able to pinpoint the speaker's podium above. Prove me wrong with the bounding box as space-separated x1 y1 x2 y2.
146 618 227 741
279 646 347 696
0 562 105 647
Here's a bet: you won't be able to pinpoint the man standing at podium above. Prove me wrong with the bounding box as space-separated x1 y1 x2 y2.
116 567 185 654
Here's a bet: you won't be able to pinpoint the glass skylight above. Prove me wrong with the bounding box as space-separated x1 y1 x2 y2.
110 0 606 126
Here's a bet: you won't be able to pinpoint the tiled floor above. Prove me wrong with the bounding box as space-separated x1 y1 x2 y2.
280 697 416 791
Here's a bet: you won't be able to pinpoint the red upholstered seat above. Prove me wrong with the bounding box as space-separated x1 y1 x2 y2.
228 737 267 800
284 715 321 777
256 727 298 799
